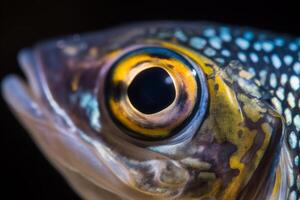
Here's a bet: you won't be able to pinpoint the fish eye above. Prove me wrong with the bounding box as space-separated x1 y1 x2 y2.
104 46 208 141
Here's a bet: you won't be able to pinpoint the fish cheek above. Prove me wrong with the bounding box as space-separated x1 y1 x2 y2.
182 72 281 199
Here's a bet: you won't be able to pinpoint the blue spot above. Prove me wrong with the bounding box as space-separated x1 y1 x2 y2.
253 42 262 51
250 52 259 63
243 31 254 40
174 30 187 42
274 37 285 46
248 67 256 75
189 37 207 49
289 43 298 51
219 27 232 42
271 54 282 69
262 41 274 52
263 56 270 63
237 52 247 62
283 55 293 66
215 57 225 64
288 131 297 149
209 36 222 49
236 38 250 50
293 62 300 74
270 73 277 88
203 28 216 37
78 92 101 131
221 49 231 57
295 155 299 167
204 47 216 57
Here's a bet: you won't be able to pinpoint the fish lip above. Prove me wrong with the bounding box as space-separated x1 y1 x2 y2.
238 116 285 200
16 47 67 118
17 48 44 99
1 47 45 117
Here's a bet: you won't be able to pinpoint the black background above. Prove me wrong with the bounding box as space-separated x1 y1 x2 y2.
1 0 299 199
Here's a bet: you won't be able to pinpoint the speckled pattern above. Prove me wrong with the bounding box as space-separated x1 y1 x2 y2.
147 24 299 199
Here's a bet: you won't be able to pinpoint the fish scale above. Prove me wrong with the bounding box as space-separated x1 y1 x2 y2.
149 24 300 198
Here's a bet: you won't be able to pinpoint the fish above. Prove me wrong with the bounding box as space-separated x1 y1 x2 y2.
2 21 299 200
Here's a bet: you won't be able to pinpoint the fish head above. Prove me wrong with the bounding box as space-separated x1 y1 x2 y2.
2 23 285 200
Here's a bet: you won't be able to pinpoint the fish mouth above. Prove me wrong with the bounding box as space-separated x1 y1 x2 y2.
2 49 134 200
2 48 44 119
238 114 285 200
2 47 65 120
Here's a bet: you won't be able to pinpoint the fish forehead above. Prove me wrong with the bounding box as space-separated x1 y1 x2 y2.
16 22 300 198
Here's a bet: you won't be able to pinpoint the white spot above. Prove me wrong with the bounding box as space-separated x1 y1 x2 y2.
270 73 277 88
293 62 300 74
215 58 225 64
220 27 232 42
280 74 288 85
271 54 282 69
289 43 298 51
248 67 256 75
284 108 292 125
271 97 282 114
174 30 187 41
203 28 216 37
283 55 293 66
287 92 296 108
290 75 300 91
204 48 216 57
236 38 250 50
221 49 230 57
254 42 262 51
238 52 247 62
209 37 222 49
262 41 274 52
294 115 300 131
250 52 259 63
288 131 298 149
276 87 285 100
189 37 207 49
259 70 268 85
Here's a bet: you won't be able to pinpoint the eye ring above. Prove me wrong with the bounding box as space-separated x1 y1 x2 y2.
103 45 208 142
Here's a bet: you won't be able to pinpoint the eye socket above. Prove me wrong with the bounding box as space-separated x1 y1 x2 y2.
105 46 207 141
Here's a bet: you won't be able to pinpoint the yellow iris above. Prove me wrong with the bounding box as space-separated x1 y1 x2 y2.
106 45 201 139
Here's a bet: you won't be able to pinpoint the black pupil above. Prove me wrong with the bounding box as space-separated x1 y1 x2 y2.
127 67 176 114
